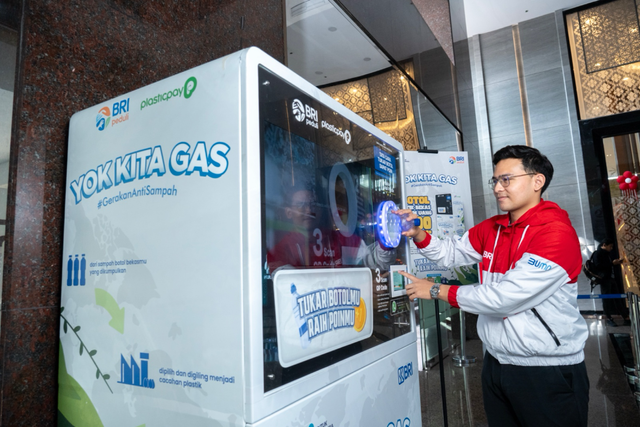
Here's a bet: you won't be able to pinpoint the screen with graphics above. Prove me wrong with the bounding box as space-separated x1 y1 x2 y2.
259 66 412 392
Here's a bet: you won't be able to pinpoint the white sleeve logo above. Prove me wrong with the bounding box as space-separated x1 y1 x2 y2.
527 257 552 271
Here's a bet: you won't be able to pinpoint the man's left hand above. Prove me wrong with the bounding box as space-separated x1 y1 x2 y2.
399 271 436 300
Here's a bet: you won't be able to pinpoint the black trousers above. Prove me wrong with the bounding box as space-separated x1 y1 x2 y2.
482 352 589 427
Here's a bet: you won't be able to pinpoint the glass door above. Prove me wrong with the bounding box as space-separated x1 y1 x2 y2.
602 133 640 294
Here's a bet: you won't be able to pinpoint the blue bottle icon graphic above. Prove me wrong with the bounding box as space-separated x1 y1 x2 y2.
291 284 310 349
80 254 86 286
73 255 79 286
67 255 73 286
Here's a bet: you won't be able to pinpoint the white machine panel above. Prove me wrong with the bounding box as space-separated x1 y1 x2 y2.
59 47 420 427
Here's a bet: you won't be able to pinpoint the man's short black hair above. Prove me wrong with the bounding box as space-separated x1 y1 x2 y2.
492 145 554 194
601 237 615 247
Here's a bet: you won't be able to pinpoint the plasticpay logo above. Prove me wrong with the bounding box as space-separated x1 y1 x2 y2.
140 76 198 110
292 99 305 122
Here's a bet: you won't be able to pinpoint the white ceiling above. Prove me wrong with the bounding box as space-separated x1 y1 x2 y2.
463 0 594 37
286 1 390 86
286 0 597 85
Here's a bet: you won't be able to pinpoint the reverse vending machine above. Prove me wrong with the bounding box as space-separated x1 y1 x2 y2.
59 47 420 427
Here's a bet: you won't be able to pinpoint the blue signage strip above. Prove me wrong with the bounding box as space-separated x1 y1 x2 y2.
577 294 627 299
374 146 395 178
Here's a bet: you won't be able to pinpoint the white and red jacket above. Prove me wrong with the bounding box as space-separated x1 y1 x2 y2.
415 200 588 366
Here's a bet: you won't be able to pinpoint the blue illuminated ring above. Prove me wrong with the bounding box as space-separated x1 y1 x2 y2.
377 201 402 248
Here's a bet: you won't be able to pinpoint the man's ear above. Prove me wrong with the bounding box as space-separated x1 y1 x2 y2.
285 207 293 219
534 174 546 192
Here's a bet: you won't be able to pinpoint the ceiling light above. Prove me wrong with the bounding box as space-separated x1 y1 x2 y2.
315 71 323 75
351 89 357 93
328 27 337 32
363 57 371 62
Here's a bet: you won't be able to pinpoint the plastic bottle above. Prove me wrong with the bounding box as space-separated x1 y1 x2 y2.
80 254 87 286
73 255 79 286
291 284 310 349
67 255 73 287
397 213 421 232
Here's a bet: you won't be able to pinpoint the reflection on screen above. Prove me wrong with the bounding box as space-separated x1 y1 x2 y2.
259 66 411 392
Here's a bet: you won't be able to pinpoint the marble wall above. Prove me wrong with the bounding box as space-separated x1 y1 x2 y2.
2 1 284 424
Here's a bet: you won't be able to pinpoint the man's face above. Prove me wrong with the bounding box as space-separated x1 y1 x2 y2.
286 190 316 230
602 243 614 251
492 158 544 217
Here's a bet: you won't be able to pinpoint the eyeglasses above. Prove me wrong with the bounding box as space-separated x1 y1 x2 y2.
488 173 536 189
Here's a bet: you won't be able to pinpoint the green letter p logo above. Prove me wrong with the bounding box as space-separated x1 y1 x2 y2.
184 77 197 99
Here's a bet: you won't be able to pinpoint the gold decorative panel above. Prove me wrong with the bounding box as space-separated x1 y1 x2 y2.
368 72 407 122
578 0 640 73
614 197 640 292
568 6 640 119
322 68 420 151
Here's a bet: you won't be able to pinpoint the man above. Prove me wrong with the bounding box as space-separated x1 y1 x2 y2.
592 238 627 326
397 145 589 427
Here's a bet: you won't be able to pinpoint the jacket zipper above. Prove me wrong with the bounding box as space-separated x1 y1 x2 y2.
531 308 561 347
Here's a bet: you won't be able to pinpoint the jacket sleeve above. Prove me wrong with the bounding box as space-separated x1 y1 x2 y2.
455 222 581 317
415 227 483 268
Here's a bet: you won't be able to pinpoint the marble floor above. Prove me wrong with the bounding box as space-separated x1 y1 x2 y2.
418 316 640 426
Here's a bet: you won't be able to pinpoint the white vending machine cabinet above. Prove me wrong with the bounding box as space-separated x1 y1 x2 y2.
59 47 421 427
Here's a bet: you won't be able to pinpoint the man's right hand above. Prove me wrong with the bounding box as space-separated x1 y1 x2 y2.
392 209 427 243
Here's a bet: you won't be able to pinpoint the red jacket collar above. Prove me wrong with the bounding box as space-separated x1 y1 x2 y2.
495 199 547 228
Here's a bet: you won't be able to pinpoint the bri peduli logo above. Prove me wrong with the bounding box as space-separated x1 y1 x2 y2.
292 98 319 129
119 352 155 389
95 97 130 131
387 418 410 427
449 156 465 164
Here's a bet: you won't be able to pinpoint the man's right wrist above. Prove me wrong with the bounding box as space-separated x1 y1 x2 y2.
413 230 431 249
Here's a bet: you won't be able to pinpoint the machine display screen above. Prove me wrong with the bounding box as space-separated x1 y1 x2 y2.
259 66 412 392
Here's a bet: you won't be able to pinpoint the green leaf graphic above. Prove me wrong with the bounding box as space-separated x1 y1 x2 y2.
58 343 104 427
89 350 97 357
60 313 112 394
95 288 125 334
63 321 68 333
